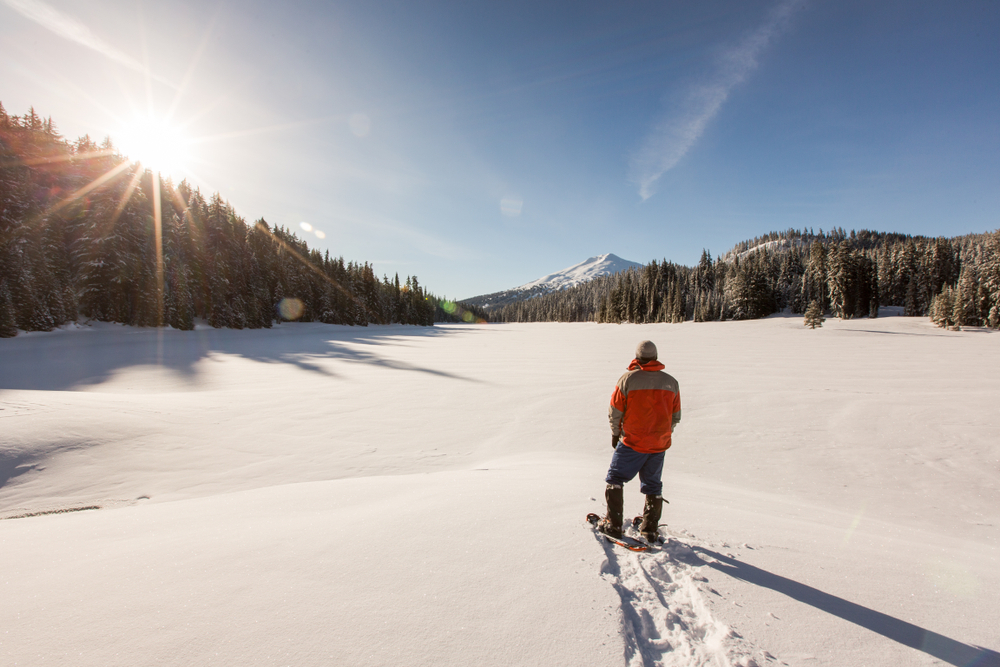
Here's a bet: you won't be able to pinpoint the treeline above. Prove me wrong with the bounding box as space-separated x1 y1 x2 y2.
488 228 1000 328
433 298 490 324
0 103 438 337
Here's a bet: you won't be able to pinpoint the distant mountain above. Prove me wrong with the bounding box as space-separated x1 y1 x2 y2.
462 253 643 309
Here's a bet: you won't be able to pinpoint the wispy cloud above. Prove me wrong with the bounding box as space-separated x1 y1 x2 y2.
630 0 803 200
500 196 523 217
4 0 148 75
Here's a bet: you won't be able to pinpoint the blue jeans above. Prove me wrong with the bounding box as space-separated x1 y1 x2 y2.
605 444 664 496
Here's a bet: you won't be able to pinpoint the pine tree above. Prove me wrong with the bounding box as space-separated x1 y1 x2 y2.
984 232 1000 328
804 300 825 329
803 241 828 312
930 285 956 329
0 279 18 337
867 260 879 319
900 241 921 316
954 265 980 327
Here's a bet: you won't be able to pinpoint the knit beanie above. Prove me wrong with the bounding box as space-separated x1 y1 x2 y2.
635 340 657 363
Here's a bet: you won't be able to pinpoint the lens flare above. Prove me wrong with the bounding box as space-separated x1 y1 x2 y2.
500 197 523 217
278 297 305 321
300 222 313 232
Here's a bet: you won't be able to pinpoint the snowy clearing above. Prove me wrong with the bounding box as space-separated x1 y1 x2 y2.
1 316 998 666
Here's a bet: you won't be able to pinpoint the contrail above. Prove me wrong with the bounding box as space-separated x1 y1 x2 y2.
3 0 165 81
630 0 804 201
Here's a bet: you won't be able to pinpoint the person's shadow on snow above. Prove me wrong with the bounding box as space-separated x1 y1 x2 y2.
694 547 1000 667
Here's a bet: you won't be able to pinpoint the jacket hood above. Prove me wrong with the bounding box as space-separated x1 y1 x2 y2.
628 359 665 372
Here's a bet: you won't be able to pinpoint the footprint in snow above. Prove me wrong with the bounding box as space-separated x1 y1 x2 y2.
598 528 774 667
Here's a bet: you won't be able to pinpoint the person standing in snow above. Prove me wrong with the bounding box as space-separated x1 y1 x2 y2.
598 340 681 543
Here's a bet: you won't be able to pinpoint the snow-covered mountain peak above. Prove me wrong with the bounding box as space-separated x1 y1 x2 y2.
462 253 643 308
517 253 642 291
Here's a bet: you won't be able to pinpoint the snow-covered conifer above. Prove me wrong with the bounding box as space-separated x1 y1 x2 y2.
804 300 825 329
0 279 17 337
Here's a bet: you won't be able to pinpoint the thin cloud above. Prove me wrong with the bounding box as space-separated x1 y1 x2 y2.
360 215 473 261
4 0 150 77
631 0 803 200
317 207 474 261
500 197 523 217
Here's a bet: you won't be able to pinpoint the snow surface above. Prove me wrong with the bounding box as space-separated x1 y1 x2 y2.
1 317 998 666
724 240 794 263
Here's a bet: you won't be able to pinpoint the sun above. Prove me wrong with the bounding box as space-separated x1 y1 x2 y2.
116 115 192 178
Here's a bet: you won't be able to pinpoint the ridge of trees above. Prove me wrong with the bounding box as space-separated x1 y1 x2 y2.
487 228 1000 329
0 103 441 337
433 297 490 324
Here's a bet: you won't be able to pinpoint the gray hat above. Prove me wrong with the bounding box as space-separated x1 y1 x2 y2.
636 340 657 362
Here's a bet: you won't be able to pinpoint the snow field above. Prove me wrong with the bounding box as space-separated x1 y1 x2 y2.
2 455 623 666
1 316 998 666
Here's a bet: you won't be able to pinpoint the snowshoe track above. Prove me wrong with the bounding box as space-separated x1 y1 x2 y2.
598 528 773 667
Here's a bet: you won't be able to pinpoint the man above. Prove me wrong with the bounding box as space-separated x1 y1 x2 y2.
598 340 681 543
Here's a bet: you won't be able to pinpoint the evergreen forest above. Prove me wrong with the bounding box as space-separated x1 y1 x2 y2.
0 103 444 338
486 228 1000 330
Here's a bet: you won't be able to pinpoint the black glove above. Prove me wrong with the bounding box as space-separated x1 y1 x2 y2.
611 434 619 450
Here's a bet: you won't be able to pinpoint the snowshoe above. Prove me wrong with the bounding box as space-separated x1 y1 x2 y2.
587 513 649 552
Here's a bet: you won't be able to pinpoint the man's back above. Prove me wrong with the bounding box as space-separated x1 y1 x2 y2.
610 359 681 454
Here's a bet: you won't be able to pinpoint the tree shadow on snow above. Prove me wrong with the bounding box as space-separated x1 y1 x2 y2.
0 438 99 496
0 453 35 491
0 323 486 391
695 547 1000 667
846 329 958 338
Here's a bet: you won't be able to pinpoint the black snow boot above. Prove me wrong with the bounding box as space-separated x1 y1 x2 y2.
597 484 624 539
638 494 663 542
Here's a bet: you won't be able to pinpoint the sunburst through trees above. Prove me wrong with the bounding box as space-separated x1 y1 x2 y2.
0 103 438 337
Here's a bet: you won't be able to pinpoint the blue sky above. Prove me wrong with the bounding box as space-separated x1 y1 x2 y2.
2 0 998 299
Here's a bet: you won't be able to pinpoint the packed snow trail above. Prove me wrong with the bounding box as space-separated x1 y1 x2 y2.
597 526 772 667
594 522 999 667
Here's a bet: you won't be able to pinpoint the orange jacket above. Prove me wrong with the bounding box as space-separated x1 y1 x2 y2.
609 359 681 454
